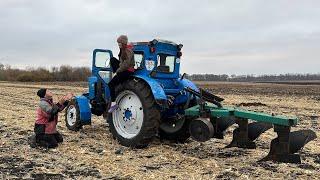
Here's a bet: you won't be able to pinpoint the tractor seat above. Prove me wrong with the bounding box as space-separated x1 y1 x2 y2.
156 65 170 73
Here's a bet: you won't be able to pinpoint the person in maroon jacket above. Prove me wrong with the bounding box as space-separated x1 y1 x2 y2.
34 88 73 148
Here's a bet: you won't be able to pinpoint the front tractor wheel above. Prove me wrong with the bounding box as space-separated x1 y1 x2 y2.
107 79 160 148
65 99 82 131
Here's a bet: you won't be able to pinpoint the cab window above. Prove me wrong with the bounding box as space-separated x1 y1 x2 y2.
157 54 175 73
95 51 111 68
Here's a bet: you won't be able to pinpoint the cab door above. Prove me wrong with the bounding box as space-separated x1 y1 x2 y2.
92 49 113 82
91 49 113 101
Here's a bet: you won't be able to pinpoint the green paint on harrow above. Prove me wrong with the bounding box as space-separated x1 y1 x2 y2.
185 103 298 127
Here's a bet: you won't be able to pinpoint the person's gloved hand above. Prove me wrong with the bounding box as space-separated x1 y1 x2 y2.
64 92 74 101
58 96 66 105
61 93 73 106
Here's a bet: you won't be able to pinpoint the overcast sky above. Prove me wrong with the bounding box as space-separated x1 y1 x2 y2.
0 0 319 75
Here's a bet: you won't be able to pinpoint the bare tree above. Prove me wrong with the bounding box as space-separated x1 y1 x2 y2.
0 63 4 71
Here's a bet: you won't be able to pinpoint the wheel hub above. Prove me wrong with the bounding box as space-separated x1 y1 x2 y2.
124 108 133 121
67 105 77 126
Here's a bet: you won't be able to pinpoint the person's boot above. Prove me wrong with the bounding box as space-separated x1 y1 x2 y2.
28 135 37 148
108 102 118 113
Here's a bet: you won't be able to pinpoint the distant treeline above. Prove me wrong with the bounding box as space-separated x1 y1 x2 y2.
0 63 91 82
1 63 320 82
186 74 320 82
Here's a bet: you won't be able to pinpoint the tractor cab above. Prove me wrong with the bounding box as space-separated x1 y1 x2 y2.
92 39 182 81
131 39 185 95
131 39 183 79
91 39 182 80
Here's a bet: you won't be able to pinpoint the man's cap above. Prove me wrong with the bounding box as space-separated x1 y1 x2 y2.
37 88 47 98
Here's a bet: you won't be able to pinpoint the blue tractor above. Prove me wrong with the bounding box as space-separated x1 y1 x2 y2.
65 39 199 147
65 39 316 163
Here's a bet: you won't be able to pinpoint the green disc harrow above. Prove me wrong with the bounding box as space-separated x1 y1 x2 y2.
184 88 316 163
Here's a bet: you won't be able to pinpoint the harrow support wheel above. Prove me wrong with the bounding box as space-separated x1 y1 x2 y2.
159 117 191 143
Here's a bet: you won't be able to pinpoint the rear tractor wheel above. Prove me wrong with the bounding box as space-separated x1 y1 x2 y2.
107 79 160 147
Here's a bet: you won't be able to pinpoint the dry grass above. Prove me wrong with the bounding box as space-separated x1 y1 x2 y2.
0 81 319 179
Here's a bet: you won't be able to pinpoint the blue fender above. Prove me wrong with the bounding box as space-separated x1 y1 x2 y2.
178 78 200 106
132 75 167 107
178 78 199 92
75 95 92 125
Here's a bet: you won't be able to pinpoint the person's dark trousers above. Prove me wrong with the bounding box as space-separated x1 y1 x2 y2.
53 132 63 143
110 57 120 73
34 124 63 148
108 70 134 101
108 57 134 101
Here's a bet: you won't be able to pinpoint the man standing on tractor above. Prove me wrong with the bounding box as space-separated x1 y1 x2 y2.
34 88 73 148
108 35 135 112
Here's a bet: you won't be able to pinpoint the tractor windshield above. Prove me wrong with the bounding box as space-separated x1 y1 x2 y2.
156 54 175 73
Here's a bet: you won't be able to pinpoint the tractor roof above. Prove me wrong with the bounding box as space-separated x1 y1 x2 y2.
131 39 178 46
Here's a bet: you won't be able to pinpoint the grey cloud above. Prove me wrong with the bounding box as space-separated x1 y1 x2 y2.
0 0 319 74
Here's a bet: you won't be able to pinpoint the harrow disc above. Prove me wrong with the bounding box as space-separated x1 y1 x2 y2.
189 118 214 142
261 129 317 163
213 117 235 139
248 122 273 141
288 129 317 154
216 117 235 132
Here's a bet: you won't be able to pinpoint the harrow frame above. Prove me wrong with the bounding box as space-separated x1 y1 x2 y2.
185 103 307 163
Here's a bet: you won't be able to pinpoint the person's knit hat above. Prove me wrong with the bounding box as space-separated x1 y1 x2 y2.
37 88 47 98
117 35 128 45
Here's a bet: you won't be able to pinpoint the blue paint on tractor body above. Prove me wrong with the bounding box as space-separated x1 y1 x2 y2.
88 76 98 100
133 74 167 101
75 95 92 124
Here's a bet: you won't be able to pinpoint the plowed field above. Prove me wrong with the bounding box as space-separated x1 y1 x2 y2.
0 81 319 179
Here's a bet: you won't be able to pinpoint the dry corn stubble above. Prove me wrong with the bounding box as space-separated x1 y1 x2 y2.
0 81 319 179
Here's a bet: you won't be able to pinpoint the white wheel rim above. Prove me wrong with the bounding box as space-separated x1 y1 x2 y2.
112 90 144 139
67 105 77 126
